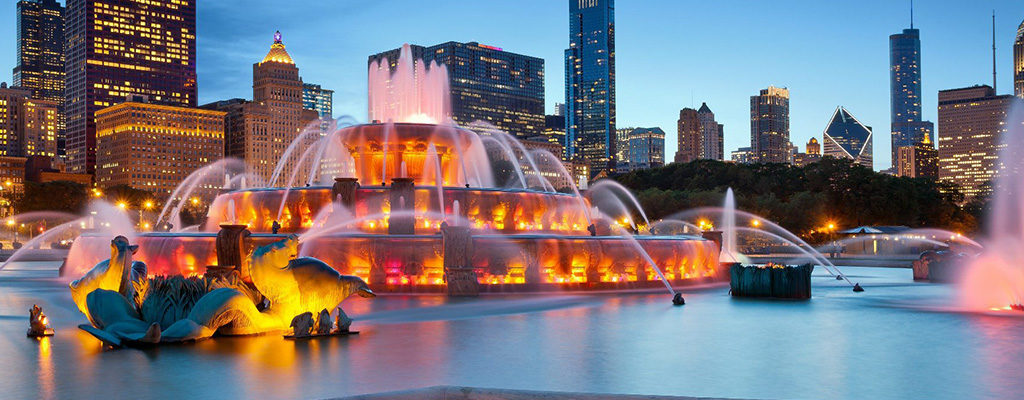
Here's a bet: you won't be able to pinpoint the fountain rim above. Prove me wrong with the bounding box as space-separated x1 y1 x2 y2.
224 185 584 198
99 231 710 242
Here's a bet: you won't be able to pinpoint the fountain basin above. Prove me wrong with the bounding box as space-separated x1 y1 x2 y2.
65 232 722 293
730 263 813 299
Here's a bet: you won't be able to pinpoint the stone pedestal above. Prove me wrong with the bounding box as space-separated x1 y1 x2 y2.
442 225 478 296
216 224 253 282
389 178 415 235
332 177 359 208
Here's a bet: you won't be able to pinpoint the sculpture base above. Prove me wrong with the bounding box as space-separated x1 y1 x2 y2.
730 264 813 299
284 330 359 340
27 328 54 337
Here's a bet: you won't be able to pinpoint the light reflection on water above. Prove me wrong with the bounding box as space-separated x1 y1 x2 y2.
1 263 1023 399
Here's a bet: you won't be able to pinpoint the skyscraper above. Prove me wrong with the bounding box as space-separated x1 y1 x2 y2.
302 83 333 119
1015 19 1024 98
674 108 700 163
565 0 615 176
937 85 1018 199
64 0 197 174
890 26 934 169
368 42 544 138
822 106 873 169
203 32 318 183
13 0 64 150
614 127 633 171
749 86 790 164
696 103 722 160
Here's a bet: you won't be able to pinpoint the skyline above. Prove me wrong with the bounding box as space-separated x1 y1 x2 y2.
2 1 1023 171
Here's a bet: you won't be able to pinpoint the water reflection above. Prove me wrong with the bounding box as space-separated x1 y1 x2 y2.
3 266 1024 399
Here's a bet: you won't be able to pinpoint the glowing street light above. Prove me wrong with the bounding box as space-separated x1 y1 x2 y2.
190 197 200 206
143 200 154 210
116 201 127 210
750 219 761 228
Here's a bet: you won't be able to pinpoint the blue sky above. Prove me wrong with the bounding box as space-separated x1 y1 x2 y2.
2 0 1023 170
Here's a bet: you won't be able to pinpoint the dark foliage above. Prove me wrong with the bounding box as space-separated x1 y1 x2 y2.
613 158 977 237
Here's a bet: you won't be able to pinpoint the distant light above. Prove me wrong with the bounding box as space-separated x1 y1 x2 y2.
478 44 503 51
117 202 127 210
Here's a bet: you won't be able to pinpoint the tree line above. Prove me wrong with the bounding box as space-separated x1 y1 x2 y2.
613 157 980 238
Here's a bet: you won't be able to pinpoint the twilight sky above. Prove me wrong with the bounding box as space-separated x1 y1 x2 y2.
2 0 1023 170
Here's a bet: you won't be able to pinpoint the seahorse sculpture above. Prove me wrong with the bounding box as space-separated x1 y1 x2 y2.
71 235 374 347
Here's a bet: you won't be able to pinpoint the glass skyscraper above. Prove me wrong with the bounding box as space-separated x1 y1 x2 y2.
565 0 615 176
1014 19 1024 98
749 86 790 164
302 83 333 119
889 27 934 169
64 0 197 174
822 106 873 169
368 42 545 139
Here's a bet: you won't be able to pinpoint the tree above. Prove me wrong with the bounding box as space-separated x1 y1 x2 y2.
17 181 88 214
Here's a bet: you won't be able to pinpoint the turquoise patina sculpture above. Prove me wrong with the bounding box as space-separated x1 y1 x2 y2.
70 235 374 347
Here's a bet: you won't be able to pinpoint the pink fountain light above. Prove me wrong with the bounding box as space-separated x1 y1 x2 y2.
960 100 1024 311
368 43 451 124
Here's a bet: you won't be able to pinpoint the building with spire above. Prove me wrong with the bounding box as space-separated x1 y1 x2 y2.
889 9 934 169
64 0 198 174
822 106 873 169
1014 18 1024 98
565 0 615 176
202 31 318 183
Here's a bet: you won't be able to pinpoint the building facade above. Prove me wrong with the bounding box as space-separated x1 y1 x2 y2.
565 0 615 176
696 103 722 161
730 147 753 164
1015 19 1024 98
897 140 938 179
674 108 700 163
14 0 64 151
203 32 318 183
64 0 197 174
822 106 873 169
95 101 224 195
890 27 935 169
614 127 632 171
543 114 567 159
368 41 544 139
302 83 333 119
750 86 790 164
793 137 822 167
624 127 664 172
937 85 1017 199
0 83 58 159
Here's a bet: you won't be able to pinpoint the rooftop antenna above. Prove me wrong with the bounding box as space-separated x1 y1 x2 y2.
910 0 914 29
993 10 998 92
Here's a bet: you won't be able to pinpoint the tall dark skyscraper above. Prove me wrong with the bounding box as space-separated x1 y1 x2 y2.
65 0 197 174
14 0 64 151
889 24 934 169
368 42 544 139
749 86 790 164
565 0 615 176
1014 19 1024 98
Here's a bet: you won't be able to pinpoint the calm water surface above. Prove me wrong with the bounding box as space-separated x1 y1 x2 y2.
0 263 1020 400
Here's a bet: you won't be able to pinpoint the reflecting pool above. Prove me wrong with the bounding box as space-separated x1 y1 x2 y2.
1 262 1021 399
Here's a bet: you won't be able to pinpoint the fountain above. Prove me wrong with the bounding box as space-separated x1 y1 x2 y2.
61 44 722 295
960 101 1024 310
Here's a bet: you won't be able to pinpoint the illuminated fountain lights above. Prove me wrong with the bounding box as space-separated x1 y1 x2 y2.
61 44 722 292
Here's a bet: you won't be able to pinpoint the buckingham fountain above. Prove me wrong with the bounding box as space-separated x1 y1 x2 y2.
61 44 721 303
